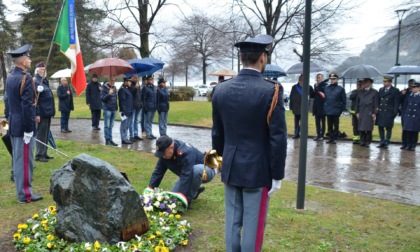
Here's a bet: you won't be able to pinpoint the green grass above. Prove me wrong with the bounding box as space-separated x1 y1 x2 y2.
0 140 419 251
1 94 401 141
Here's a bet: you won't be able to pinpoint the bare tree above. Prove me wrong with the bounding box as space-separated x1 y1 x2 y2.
171 13 231 84
100 0 169 58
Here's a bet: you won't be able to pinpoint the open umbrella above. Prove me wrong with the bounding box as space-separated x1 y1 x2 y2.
287 62 324 74
342 64 382 79
127 59 156 74
209 68 238 77
135 57 165 76
263 64 287 78
51 68 72 78
386 65 420 75
88 58 133 76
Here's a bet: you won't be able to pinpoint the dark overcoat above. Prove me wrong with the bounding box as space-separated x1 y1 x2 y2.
130 82 142 110
85 81 102 110
157 87 170 113
118 85 133 117
312 81 328 116
376 86 399 127
35 74 55 118
323 84 346 116
356 88 379 131
57 84 74 112
402 92 420 132
212 69 287 188
6 67 36 136
142 84 157 112
289 83 314 115
149 139 204 203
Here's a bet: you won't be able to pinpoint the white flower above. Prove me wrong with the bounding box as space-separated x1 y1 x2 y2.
84 242 91 249
144 205 153 212
156 194 163 202
34 232 40 239
168 203 176 209
135 234 142 241
101 248 108 252
180 220 188 226
153 201 161 208
32 223 39 231
117 241 127 251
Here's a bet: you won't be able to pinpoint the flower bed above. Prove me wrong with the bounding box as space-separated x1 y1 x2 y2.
13 189 191 251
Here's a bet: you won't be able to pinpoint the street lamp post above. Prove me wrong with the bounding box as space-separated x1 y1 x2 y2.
394 9 408 87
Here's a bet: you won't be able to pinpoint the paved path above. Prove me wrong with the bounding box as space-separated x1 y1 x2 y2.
50 118 420 206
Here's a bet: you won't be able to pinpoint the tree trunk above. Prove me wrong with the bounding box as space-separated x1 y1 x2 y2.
185 66 188 87
202 58 206 84
1 53 7 94
139 0 150 58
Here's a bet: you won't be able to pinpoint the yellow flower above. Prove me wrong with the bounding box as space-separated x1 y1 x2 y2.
23 237 31 244
47 234 54 241
86 246 92 251
138 242 143 247
94 241 101 250
175 214 181 219
18 224 28 229
47 242 53 249
169 214 174 218
159 212 163 217
50 210 57 216
13 233 21 240
182 239 188 246
48 205 56 213
32 214 39 220
148 235 156 241
130 244 137 250
156 231 162 236
41 220 48 225
43 224 50 231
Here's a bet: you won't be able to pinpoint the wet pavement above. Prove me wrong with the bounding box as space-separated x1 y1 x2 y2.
50 118 420 206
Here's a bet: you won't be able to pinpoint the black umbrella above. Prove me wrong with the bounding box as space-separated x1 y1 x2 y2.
386 65 420 75
342 64 382 79
263 64 287 78
286 62 324 74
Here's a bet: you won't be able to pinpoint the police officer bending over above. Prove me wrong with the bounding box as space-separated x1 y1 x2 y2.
148 136 216 206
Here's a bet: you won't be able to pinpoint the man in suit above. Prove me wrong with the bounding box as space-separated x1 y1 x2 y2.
376 76 400 148
86 74 102 130
57 77 74 133
290 74 314 139
356 78 379 147
312 73 328 141
212 34 287 252
6 44 43 203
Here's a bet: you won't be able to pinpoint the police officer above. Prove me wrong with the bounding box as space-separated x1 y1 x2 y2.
34 61 56 162
118 77 134 144
212 34 287 252
324 73 346 144
401 82 420 151
142 74 157 139
148 136 216 205
6 44 43 203
376 76 399 148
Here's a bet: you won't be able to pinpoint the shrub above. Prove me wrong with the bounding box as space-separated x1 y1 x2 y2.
170 87 195 101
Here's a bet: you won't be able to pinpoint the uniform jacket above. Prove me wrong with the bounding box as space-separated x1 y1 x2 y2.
142 84 157 112
212 69 287 188
130 81 142 110
149 139 204 203
323 84 346 116
376 86 399 128
101 82 118 111
399 88 411 116
86 81 102 110
289 83 314 115
57 84 74 112
349 89 360 112
6 66 36 136
118 85 134 117
356 88 379 131
157 87 170 113
312 80 328 116
35 74 55 118
402 92 420 132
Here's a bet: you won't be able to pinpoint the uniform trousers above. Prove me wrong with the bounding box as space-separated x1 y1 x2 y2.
351 115 360 138
359 131 372 145
224 185 269 252
314 115 325 138
130 109 141 138
171 164 215 202
140 108 145 133
293 114 301 137
11 136 35 202
327 115 340 140
378 126 392 145
120 115 133 141
36 117 51 158
158 111 168 136
145 110 156 137
403 131 418 149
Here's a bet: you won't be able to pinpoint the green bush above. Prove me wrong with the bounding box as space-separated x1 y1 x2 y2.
170 87 196 101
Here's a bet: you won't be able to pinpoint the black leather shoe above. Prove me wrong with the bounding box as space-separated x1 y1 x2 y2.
110 140 118 146
150 135 157 139
194 187 205 199
122 140 133 144
105 140 111 145
400 145 408 150
130 137 137 142
35 157 49 162
292 135 300 139
134 136 143 141
313 137 320 141
66 129 72 133
93 127 101 130
61 129 68 133
331 140 337 144
407 147 416 151
44 155 54 159
146 136 155 139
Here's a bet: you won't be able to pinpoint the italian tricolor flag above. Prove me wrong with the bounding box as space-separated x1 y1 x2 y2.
54 0 86 96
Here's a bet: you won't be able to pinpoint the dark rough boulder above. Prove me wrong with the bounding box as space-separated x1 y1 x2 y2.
50 153 149 244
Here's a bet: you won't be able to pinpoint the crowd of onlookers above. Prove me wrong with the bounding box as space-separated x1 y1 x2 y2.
289 73 420 150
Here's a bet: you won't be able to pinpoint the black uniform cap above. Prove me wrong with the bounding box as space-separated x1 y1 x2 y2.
234 35 273 53
412 82 420 88
155 136 173 158
8 44 31 58
383 75 393 82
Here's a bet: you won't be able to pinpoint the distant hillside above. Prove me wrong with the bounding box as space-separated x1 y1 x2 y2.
335 11 420 78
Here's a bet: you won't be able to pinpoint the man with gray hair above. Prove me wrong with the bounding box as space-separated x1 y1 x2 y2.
6 44 43 203
57 77 74 133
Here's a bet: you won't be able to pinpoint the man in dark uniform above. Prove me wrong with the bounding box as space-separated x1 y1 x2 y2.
118 77 134 144
349 80 363 144
34 61 56 162
401 82 420 151
148 136 215 206
376 76 400 148
6 44 43 203
400 79 415 149
57 77 74 133
86 74 102 130
128 73 143 141
212 34 287 252
142 74 157 139
356 78 379 147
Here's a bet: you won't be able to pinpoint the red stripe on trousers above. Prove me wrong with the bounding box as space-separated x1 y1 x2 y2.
23 143 31 202
255 187 269 251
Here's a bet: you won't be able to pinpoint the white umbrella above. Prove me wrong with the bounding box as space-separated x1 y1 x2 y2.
51 68 72 78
